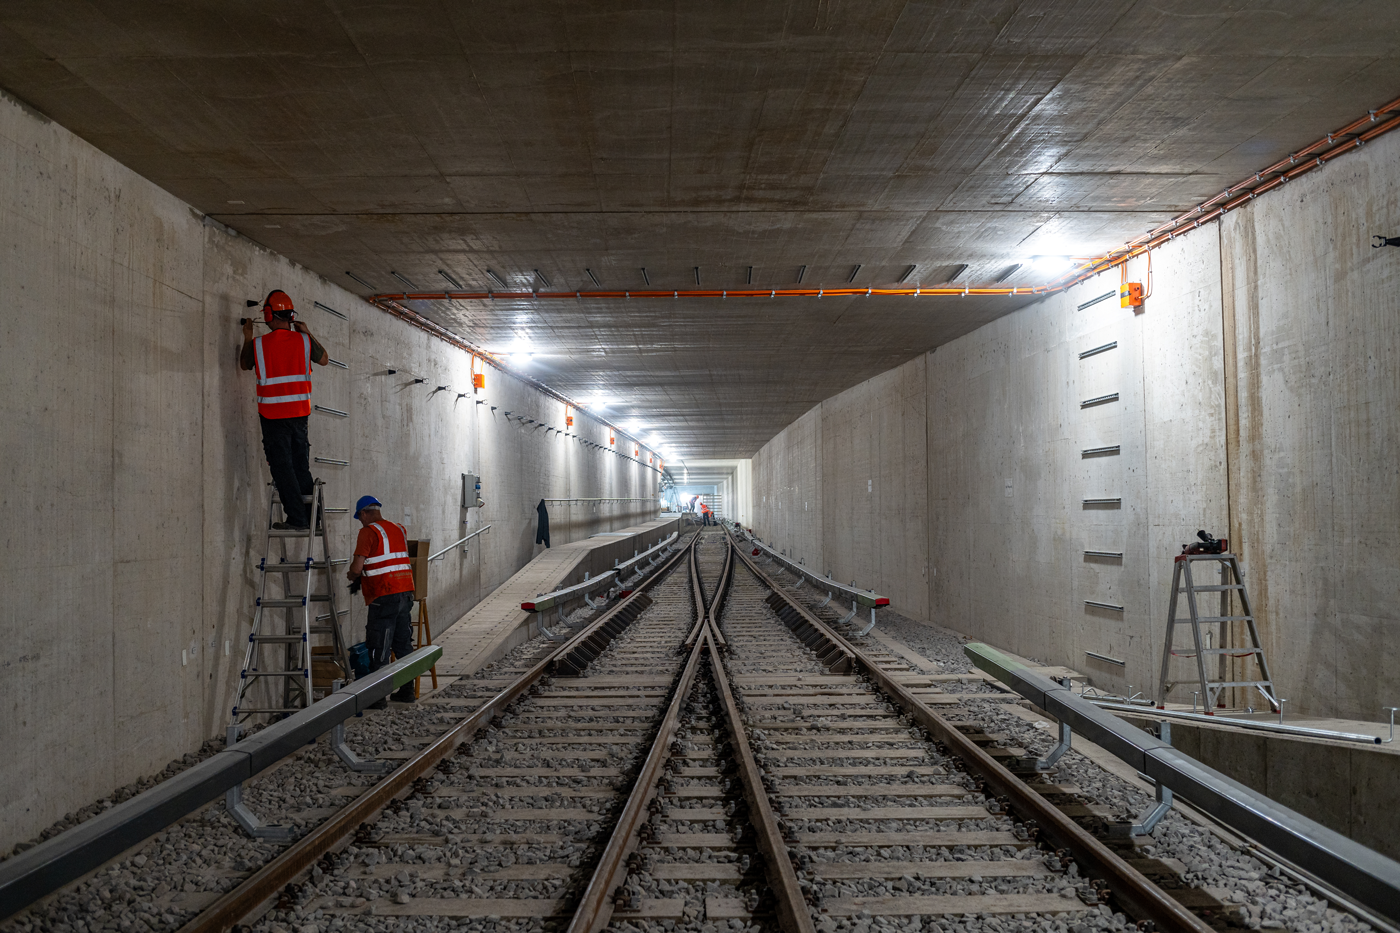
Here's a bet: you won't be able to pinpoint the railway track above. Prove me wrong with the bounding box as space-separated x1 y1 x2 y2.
9 527 1350 933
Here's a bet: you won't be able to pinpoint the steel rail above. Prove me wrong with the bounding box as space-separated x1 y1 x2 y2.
724 533 1213 933
684 540 708 647
564 558 710 933
176 532 701 933
706 554 814 933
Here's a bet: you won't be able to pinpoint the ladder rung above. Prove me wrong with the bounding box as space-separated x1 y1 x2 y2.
1194 615 1252 623
1180 584 1244 592
315 611 349 622
271 494 315 504
310 625 339 634
269 527 323 538
250 635 306 643
242 671 311 678
262 561 330 573
258 598 306 608
1204 680 1275 688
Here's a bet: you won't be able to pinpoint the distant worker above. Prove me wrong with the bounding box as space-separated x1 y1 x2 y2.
701 502 713 526
347 495 417 707
240 290 329 529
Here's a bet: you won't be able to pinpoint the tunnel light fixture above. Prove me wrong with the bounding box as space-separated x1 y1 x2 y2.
1029 255 1073 275
534 269 552 288
439 269 463 289
345 271 375 290
486 269 508 288
391 271 418 289
640 267 650 286
626 420 644 434
796 264 807 284
587 268 601 287
897 264 917 284
847 264 861 282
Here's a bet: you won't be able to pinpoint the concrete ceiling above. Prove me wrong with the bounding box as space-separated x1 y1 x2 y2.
3 1 1398 458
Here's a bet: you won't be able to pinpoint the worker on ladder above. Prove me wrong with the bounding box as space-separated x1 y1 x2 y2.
347 495 417 707
240 290 329 529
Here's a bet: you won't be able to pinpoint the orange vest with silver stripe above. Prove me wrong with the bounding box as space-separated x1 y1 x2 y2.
253 329 313 419
360 520 415 603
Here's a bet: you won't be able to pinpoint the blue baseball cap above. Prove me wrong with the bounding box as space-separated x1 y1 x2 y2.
354 495 383 518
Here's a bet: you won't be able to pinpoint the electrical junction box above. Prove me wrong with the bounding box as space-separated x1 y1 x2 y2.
461 472 483 509
1120 281 1144 308
472 373 485 389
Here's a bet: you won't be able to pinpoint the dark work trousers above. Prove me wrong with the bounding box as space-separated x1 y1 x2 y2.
260 415 314 527
366 591 415 671
703 512 713 526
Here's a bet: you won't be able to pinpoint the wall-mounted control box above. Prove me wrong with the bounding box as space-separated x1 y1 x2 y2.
462 473 484 509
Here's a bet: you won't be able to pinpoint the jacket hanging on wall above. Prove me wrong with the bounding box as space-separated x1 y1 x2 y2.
536 499 550 548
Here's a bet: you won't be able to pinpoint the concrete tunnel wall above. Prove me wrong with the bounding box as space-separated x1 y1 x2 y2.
0 92 659 852
753 125 1400 724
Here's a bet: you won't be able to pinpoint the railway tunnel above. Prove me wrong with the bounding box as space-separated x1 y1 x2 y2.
2 3 1400 931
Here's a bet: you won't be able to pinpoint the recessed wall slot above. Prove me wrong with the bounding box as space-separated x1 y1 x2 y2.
1077 291 1115 311
1081 393 1120 407
1081 445 1121 456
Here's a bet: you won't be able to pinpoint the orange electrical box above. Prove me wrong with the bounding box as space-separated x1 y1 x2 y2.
566 415 574 427
1120 282 1144 308
472 373 486 389
609 435 615 445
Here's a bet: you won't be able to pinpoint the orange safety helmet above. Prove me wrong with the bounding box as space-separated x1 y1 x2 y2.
261 289 296 324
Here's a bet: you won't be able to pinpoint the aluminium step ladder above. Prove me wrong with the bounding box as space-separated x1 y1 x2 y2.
1157 551 1279 713
229 480 351 733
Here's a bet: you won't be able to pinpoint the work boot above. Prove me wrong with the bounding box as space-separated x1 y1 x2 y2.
368 697 388 711
391 685 417 704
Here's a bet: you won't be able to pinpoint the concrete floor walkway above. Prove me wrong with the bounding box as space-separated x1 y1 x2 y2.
429 517 681 683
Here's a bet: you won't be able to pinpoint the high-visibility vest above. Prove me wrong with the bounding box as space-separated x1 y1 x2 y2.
253 329 312 419
360 520 416 603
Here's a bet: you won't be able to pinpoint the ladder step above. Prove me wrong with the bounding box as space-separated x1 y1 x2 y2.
262 561 331 573
1180 584 1244 592
258 598 306 608
1204 680 1275 688
250 635 306 643
310 625 339 634
1194 615 1252 623
271 493 315 504
242 671 310 678
269 527 324 538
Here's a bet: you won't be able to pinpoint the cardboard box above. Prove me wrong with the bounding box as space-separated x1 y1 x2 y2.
407 539 431 600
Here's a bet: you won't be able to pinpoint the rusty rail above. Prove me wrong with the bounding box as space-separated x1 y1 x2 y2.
176 531 700 933
726 534 1214 933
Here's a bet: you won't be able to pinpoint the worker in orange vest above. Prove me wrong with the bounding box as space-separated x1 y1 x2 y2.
240 290 329 529
701 502 713 526
347 495 418 707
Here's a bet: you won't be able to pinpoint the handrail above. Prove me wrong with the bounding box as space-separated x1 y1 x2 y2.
1088 700 1386 745
0 646 442 918
428 524 491 561
542 497 657 503
745 535 890 609
965 642 1400 924
613 531 680 579
521 570 618 612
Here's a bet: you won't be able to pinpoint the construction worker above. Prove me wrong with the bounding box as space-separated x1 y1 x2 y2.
240 290 329 529
347 495 417 707
701 502 713 526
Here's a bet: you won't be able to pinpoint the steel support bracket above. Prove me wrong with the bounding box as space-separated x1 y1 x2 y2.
330 721 392 774
1036 719 1072 772
225 782 295 842
837 599 858 627
818 591 834 609
856 606 878 637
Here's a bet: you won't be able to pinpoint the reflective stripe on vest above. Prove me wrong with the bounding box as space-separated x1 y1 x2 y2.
254 330 312 418
361 520 415 602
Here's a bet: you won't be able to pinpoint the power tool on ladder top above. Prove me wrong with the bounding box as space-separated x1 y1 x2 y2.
1158 529 1279 714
